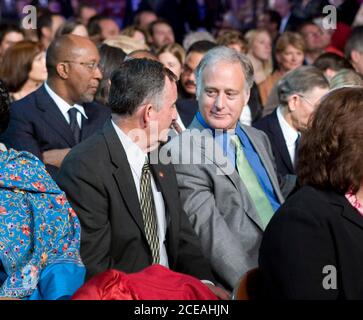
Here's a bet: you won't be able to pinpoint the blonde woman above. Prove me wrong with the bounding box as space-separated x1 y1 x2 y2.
245 29 273 84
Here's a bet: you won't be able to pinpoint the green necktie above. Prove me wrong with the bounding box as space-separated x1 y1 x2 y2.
140 160 160 264
231 135 274 229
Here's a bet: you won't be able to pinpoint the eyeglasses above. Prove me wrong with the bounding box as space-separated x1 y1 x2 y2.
297 94 315 107
63 60 100 71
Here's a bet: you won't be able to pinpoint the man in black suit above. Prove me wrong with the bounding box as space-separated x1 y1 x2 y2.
254 66 329 178
57 58 229 299
2 35 110 180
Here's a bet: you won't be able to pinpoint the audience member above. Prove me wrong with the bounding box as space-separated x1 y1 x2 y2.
95 44 126 105
254 66 329 177
0 41 47 102
166 47 284 291
55 18 89 38
216 30 247 54
157 43 185 80
121 25 148 45
2 35 110 180
259 87 363 299
259 32 305 115
177 40 217 128
0 79 85 300
0 24 24 59
37 11 65 49
313 52 353 80
87 15 120 45
57 58 229 300
148 19 175 52
298 21 325 65
245 29 273 84
103 35 149 54
344 26 363 76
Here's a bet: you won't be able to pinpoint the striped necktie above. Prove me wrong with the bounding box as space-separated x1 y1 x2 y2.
140 159 160 264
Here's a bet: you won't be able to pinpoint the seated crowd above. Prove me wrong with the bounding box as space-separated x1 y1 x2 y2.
0 0 363 300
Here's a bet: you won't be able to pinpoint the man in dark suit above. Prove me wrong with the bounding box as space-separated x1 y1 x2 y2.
57 58 229 299
2 35 110 180
254 66 329 178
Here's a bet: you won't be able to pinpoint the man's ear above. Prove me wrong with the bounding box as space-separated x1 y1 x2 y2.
56 62 69 79
351 50 361 65
287 94 299 112
142 103 153 127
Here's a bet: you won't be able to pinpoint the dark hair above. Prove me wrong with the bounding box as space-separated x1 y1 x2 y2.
186 40 217 56
345 26 363 60
313 52 352 72
87 15 111 38
264 9 281 29
55 18 85 37
0 79 10 134
0 23 24 44
108 58 176 116
36 11 62 40
297 87 363 194
0 41 44 92
95 44 126 105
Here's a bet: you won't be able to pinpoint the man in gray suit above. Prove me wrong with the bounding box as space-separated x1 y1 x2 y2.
164 46 284 292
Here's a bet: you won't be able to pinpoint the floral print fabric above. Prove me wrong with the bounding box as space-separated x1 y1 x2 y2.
0 149 85 299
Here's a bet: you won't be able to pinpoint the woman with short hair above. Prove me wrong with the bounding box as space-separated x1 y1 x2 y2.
259 87 363 299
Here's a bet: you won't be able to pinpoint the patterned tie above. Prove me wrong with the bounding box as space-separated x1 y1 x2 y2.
231 135 274 229
68 107 81 144
140 159 160 264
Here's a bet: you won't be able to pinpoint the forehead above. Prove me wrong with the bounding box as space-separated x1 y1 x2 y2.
70 40 100 60
185 51 204 68
154 23 172 32
202 61 245 88
3 31 24 42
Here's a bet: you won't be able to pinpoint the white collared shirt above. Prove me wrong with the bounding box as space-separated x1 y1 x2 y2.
111 121 169 267
277 105 299 164
279 13 291 33
44 82 88 128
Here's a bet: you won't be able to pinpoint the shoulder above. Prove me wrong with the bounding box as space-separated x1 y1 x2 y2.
274 186 343 223
84 101 111 116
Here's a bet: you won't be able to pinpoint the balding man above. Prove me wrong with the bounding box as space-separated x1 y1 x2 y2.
2 35 110 180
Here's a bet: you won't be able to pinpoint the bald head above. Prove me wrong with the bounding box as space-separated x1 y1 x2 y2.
46 34 99 77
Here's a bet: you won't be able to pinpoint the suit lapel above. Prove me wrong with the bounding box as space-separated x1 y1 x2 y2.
36 85 76 146
242 125 284 204
103 120 146 238
269 110 294 173
149 156 178 259
189 117 241 191
188 117 264 230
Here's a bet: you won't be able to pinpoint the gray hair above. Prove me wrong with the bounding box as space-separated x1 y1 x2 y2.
277 66 329 106
195 46 254 99
345 26 363 60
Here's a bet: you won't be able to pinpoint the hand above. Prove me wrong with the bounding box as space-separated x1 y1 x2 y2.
42 148 71 168
204 283 231 300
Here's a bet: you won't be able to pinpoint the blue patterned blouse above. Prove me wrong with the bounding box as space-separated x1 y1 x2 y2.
0 148 85 299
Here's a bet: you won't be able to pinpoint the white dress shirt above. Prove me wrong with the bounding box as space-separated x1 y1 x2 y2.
277 106 299 164
111 121 169 267
239 104 252 126
44 82 88 128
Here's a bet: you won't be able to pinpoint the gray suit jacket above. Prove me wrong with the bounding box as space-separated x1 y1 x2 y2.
164 117 284 291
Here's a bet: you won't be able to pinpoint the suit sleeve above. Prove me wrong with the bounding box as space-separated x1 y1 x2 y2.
173 204 215 282
173 163 255 291
259 204 338 299
3 104 43 160
57 155 114 279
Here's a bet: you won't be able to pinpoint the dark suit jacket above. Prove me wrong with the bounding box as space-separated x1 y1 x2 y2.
253 109 295 177
57 119 214 281
2 85 110 179
259 186 363 299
